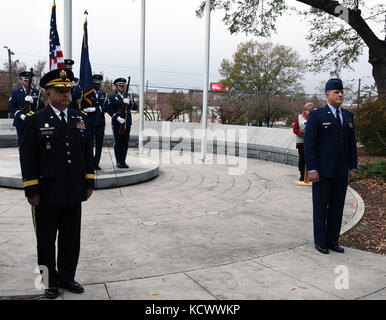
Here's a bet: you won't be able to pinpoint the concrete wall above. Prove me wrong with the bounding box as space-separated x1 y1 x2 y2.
0 119 299 166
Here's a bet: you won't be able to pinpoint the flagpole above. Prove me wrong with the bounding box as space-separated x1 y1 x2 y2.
139 0 146 154
201 0 211 161
63 0 72 59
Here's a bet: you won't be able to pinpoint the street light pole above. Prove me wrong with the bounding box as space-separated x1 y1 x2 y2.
3 46 14 93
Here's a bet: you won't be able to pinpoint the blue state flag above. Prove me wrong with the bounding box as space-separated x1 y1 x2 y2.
79 18 95 107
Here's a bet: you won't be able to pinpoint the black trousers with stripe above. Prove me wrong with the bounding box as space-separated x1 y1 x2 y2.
32 203 82 287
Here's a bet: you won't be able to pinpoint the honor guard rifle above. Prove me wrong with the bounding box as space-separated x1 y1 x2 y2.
118 76 131 135
23 68 34 114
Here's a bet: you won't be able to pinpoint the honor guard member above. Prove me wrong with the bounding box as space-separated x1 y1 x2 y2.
8 71 44 146
105 77 138 168
19 68 95 299
304 78 357 255
81 74 107 170
64 59 82 110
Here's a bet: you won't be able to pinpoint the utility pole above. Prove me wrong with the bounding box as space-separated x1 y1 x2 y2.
357 78 361 108
3 46 14 93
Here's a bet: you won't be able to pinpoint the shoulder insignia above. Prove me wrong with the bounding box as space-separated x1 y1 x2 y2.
81 111 88 116
26 111 35 117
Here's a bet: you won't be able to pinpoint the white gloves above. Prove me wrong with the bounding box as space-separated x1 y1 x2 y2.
123 98 131 104
83 107 96 113
20 114 26 121
24 95 33 103
117 116 125 124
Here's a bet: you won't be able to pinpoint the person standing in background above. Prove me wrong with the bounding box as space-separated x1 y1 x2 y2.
104 78 137 169
293 102 314 181
64 59 82 111
8 71 44 146
82 74 107 170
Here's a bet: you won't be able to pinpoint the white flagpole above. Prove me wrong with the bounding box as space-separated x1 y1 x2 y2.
201 0 211 161
139 0 146 153
63 0 72 59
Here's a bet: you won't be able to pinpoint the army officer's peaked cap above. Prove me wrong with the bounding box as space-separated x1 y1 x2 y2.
40 69 74 89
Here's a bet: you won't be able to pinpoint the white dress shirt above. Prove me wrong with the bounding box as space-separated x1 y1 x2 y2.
50 105 68 123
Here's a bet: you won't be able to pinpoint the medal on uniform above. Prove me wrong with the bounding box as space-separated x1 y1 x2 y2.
46 141 51 150
76 119 86 130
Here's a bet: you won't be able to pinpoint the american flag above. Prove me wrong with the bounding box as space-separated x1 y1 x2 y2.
49 2 65 70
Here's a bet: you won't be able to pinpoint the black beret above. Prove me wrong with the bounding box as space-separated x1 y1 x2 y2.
40 69 74 89
325 78 343 92
114 78 126 86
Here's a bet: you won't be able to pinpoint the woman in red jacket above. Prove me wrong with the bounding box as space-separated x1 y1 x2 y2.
293 102 314 181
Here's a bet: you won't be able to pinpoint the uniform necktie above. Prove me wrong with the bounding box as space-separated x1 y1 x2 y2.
336 109 342 129
60 111 67 128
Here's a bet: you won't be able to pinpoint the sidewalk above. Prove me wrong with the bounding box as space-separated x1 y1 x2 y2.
0 149 384 300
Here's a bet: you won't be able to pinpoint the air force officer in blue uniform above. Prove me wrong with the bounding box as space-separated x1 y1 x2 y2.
8 71 45 146
304 78 357 254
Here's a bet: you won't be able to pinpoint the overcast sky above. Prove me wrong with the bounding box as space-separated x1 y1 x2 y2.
1 0 384 94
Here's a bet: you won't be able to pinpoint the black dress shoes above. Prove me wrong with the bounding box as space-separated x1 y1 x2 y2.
315 245 329 254
123 163 129 168
44 287 59 299
58 280 84 294
94 165 101 170
328 244 345 253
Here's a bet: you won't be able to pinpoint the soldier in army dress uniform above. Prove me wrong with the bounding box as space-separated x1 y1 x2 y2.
8 71 45 146
19 68 95 299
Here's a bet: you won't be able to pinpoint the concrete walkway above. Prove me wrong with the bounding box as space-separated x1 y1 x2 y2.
0 148 384 300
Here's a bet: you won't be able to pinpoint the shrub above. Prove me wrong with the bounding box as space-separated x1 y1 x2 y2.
354 97 386 156
356 160 386 183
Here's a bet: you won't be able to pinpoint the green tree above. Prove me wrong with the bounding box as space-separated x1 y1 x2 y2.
197 0 386 95
167 91 193 121
219 41 307 126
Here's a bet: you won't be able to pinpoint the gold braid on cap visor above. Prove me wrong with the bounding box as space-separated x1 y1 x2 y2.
45 77 73 88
